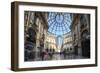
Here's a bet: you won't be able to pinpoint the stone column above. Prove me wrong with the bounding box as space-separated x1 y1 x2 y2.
43 30 46 50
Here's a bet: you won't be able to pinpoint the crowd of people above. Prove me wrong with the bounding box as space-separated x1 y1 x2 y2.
39 48 74 60
40 48 55 60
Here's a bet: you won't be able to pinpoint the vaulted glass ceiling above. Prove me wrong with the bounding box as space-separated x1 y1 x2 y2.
48 12 71 36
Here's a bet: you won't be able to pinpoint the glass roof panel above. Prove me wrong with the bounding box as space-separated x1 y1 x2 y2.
48 12 71 36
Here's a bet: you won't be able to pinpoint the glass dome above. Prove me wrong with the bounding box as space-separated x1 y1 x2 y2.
48 12 71 36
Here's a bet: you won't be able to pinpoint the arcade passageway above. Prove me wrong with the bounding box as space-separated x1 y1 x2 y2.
24 11 90 61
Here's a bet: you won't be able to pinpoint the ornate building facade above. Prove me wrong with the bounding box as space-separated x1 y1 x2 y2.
24 11 48 61
71 14 90 58
61 32 73 54
45 32 57 52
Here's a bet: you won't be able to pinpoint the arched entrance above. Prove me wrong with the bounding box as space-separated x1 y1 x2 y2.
81 30 90 58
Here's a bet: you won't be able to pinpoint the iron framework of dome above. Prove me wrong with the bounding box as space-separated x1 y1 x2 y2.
48 12 71 36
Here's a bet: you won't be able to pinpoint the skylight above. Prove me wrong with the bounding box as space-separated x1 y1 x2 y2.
48 12 71 36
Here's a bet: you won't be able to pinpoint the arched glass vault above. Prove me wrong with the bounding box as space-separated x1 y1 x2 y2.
48 12 71 36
